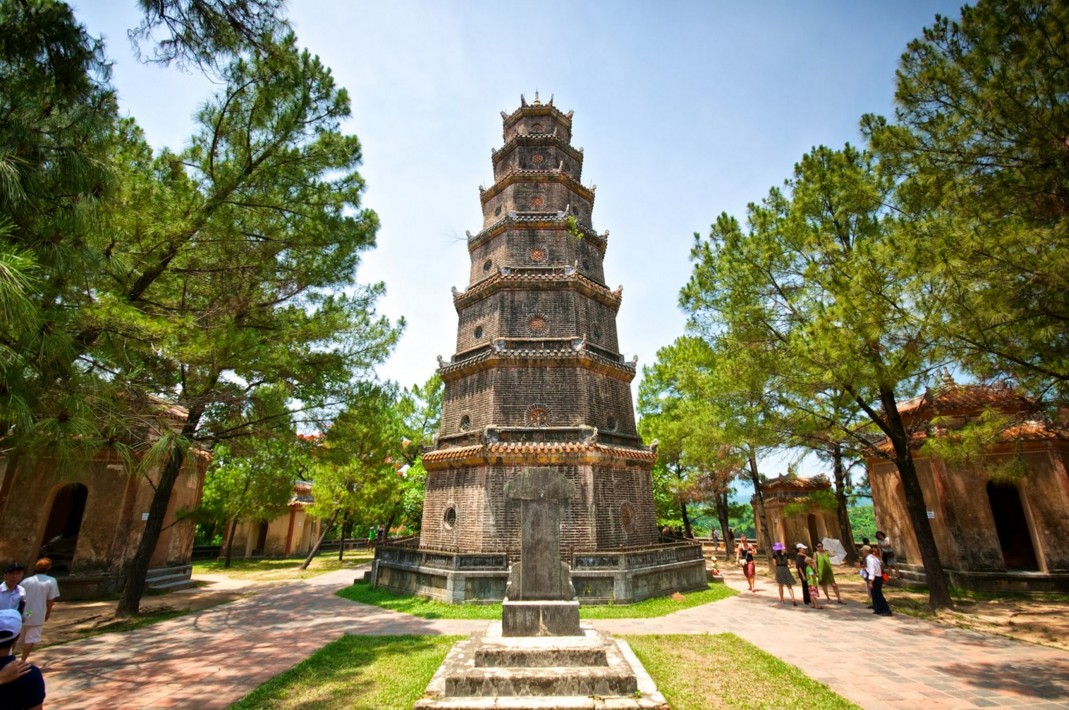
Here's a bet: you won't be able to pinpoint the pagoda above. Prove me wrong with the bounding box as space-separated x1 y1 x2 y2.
371 95 707 602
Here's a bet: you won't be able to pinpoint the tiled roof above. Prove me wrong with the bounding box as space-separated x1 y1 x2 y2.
897 382 1034 417
454 269 621 309
423 440 656 464
468 214 604 250
761 474 830 493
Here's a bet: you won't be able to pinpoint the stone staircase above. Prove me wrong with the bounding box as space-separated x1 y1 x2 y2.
893 562 928 589
145 564 195 593
415 623 667 710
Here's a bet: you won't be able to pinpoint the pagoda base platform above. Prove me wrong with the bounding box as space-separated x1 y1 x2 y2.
370 541 709 604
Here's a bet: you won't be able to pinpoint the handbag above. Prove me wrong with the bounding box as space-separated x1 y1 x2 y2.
882 572 890 582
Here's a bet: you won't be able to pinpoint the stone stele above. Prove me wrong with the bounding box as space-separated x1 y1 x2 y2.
502 467 581 636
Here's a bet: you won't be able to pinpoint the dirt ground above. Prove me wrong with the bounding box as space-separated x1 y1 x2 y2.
33 563 1069 654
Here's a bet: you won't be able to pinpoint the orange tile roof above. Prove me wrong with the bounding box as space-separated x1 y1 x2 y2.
423 440 656 464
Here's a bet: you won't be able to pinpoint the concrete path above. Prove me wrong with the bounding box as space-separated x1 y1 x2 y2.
33 567 1069 709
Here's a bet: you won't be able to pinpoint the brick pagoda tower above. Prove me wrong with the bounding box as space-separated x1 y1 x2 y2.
372 95 706 602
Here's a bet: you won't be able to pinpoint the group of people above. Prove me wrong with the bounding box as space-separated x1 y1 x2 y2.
733 531 896 617
0 558 58 708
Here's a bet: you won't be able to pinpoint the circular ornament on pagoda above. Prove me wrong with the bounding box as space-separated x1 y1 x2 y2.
483 259 493 272
474 325 483 339
531 153 545 166
528 406 549 426
529 246 547 263
530 195 544 209
527 315 548 334
620 502 637 534
443 506 457 528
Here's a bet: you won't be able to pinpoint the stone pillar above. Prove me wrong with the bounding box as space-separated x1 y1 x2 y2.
501 467 581 636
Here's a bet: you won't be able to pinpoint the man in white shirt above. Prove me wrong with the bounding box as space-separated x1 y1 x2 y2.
19 559 60 661
862 545 892 616
0 564 25 614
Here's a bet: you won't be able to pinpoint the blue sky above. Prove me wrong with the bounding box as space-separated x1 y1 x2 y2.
72 1 962 475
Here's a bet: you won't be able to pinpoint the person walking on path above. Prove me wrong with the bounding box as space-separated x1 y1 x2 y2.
862 545 892 616
18 559 59 661
794 543 812 607
771 543 797 606
735 534 752 566
743 552 757 592
803 556 823 609
814 541 843 604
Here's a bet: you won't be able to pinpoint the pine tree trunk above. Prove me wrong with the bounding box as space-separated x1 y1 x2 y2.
115 444 188 617
680 502 693 538
337 516 346 562
223 517 238 569
301 509 339 570
746 445 775 565
876 385 952 611
830 443 858 561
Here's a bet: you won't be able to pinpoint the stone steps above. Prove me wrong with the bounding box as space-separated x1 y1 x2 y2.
145 564 195 592
415 624 667 710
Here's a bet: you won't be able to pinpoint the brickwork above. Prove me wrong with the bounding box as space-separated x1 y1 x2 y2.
393 96 694 603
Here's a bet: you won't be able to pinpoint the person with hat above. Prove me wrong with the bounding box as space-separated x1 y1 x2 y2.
862 545 892 616
794 543 812 607
0 608 46 708
1 563 26 614
771 542 797 606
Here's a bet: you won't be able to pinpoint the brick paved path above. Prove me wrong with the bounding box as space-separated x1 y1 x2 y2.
33 566 1069 709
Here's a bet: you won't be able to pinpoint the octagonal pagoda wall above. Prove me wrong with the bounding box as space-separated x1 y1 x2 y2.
442 367 636 435
455 290 619 352
419 460 657 556
468 228 605 286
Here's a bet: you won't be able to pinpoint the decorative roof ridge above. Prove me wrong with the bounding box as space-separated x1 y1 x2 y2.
500 93 574 127
468 214 603 246
492 133 583 162
453 267 622 307
479 170 594 204
423 439 656 464
438 343 637 378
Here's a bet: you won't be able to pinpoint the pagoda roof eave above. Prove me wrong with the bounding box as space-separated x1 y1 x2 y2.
454 269 622 310
480 170 594 205
468 214 606 254
423 440 654 467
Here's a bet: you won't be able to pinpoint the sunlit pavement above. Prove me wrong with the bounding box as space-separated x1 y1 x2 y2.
34 565 1069 709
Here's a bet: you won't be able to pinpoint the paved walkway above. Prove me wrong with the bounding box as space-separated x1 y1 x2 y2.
33 567 1069 709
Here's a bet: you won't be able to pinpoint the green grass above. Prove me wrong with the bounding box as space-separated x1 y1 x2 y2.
627 633 859 709
192 550 374 582
336 581 736 619
228 632 856 710
228 634 460 710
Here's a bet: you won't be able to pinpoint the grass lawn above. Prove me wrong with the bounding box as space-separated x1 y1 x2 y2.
228 632 856 710
193 550 374 582
628 633 858 709
228 634 461 710
336 580 736 620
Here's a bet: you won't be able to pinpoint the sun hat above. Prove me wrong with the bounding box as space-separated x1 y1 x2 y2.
772 542 785 552
0 609 21 643
796 542 807 550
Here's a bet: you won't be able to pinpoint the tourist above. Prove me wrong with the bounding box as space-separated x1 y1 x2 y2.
743 552 757 592
814 541 843 604
0 608 45 709
876 530 897 579
794 543 812 607
0 564 25 613
771 543 797 606
18 559 59 662
803 556 823 609
711 528 719 547
862 545 892 616
735 534 751 565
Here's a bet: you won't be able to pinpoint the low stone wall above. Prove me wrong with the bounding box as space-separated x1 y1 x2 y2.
370 541 709 604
